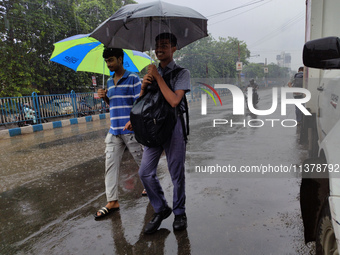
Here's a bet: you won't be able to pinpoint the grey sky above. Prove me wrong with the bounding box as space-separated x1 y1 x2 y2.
136 0 306 71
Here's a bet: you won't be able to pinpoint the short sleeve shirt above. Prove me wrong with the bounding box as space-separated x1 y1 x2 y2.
106 70 141 135
289 71 303 85
158 60 191 110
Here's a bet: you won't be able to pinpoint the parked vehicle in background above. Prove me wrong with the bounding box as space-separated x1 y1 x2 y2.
17 104 37 127
0 106 15 125
300 1 340 253
99 100 109 114
41 99 74 116
77 98 95 117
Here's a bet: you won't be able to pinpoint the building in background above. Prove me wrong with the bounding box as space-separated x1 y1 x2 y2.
276 52 291 69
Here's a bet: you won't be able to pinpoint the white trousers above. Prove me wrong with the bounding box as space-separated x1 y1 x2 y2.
104 133 143 201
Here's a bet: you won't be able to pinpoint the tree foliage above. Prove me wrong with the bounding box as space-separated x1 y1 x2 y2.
242 63 265 79
175 35 250 79
266 63 290 79
174 34 290 86
242 62 290 86
0 0 135 97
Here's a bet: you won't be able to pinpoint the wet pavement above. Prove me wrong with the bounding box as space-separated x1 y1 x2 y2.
0 88 315 255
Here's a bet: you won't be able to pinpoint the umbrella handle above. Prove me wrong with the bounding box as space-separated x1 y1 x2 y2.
150 17 153 64
103 59 105 89
150 46 153 64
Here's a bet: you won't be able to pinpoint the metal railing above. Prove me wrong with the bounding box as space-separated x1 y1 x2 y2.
0 80 236 127
0 91 108 127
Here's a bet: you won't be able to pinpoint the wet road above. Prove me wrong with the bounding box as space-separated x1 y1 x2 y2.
0 88 315 255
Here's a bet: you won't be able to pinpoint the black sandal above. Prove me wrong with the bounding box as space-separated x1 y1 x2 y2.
94 206 119 219
142 189 147 196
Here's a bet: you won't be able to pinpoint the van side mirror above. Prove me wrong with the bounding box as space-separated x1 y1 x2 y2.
303 37 340 69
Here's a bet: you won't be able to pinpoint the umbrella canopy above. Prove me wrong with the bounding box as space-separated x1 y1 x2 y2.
90 1 208 51
50 33 153 76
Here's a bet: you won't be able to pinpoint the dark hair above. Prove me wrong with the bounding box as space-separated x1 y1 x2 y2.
155 33 177 47
298 66 304 72
103 48 124 61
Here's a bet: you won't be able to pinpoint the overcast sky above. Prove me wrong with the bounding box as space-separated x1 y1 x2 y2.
135 0 306 71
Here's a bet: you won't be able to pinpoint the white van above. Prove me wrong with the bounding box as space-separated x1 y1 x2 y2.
301 36 340 254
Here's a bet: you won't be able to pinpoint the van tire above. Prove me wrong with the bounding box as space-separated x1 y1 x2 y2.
316 199 338 255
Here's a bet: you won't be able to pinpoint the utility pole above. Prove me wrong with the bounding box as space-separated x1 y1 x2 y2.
238 43 241 86
236 43 242 87
264 58 268 87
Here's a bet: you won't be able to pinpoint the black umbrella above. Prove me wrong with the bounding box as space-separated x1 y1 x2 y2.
90 1 208 52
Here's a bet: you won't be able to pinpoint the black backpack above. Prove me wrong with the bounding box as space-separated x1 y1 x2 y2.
130 67 189 147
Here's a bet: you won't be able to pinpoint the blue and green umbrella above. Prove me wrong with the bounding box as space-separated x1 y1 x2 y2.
50 33 153 76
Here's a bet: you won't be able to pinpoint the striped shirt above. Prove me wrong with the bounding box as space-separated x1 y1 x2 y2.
106 70 141 135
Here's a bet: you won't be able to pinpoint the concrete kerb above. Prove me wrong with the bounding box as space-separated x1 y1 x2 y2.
0 113 111 140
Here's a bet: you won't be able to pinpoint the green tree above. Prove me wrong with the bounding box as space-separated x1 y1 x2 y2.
175 35 216 78
243 63 265 80
1 0 85 96
213 37 250 79
266 63 290 79
0 0 135 97
75 0 135 32
175 35 250 79
242 63 290 86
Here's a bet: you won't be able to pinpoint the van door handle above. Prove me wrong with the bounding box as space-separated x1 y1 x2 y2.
317 86 324 91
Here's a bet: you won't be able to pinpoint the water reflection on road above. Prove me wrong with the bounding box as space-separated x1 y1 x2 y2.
0 121 109 193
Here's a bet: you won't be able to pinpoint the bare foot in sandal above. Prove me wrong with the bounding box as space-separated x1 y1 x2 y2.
94 201 120 218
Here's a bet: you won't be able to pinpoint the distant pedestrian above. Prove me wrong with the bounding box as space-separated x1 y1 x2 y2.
288 66 304 124
246 78 260 104
94 48 145 219
247 78 259 90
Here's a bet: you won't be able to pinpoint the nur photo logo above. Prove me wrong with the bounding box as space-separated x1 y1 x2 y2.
197 83 312 128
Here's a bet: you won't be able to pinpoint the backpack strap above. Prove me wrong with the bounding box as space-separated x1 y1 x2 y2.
162 67 190 143
162 68 184 88
180 94 190 143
